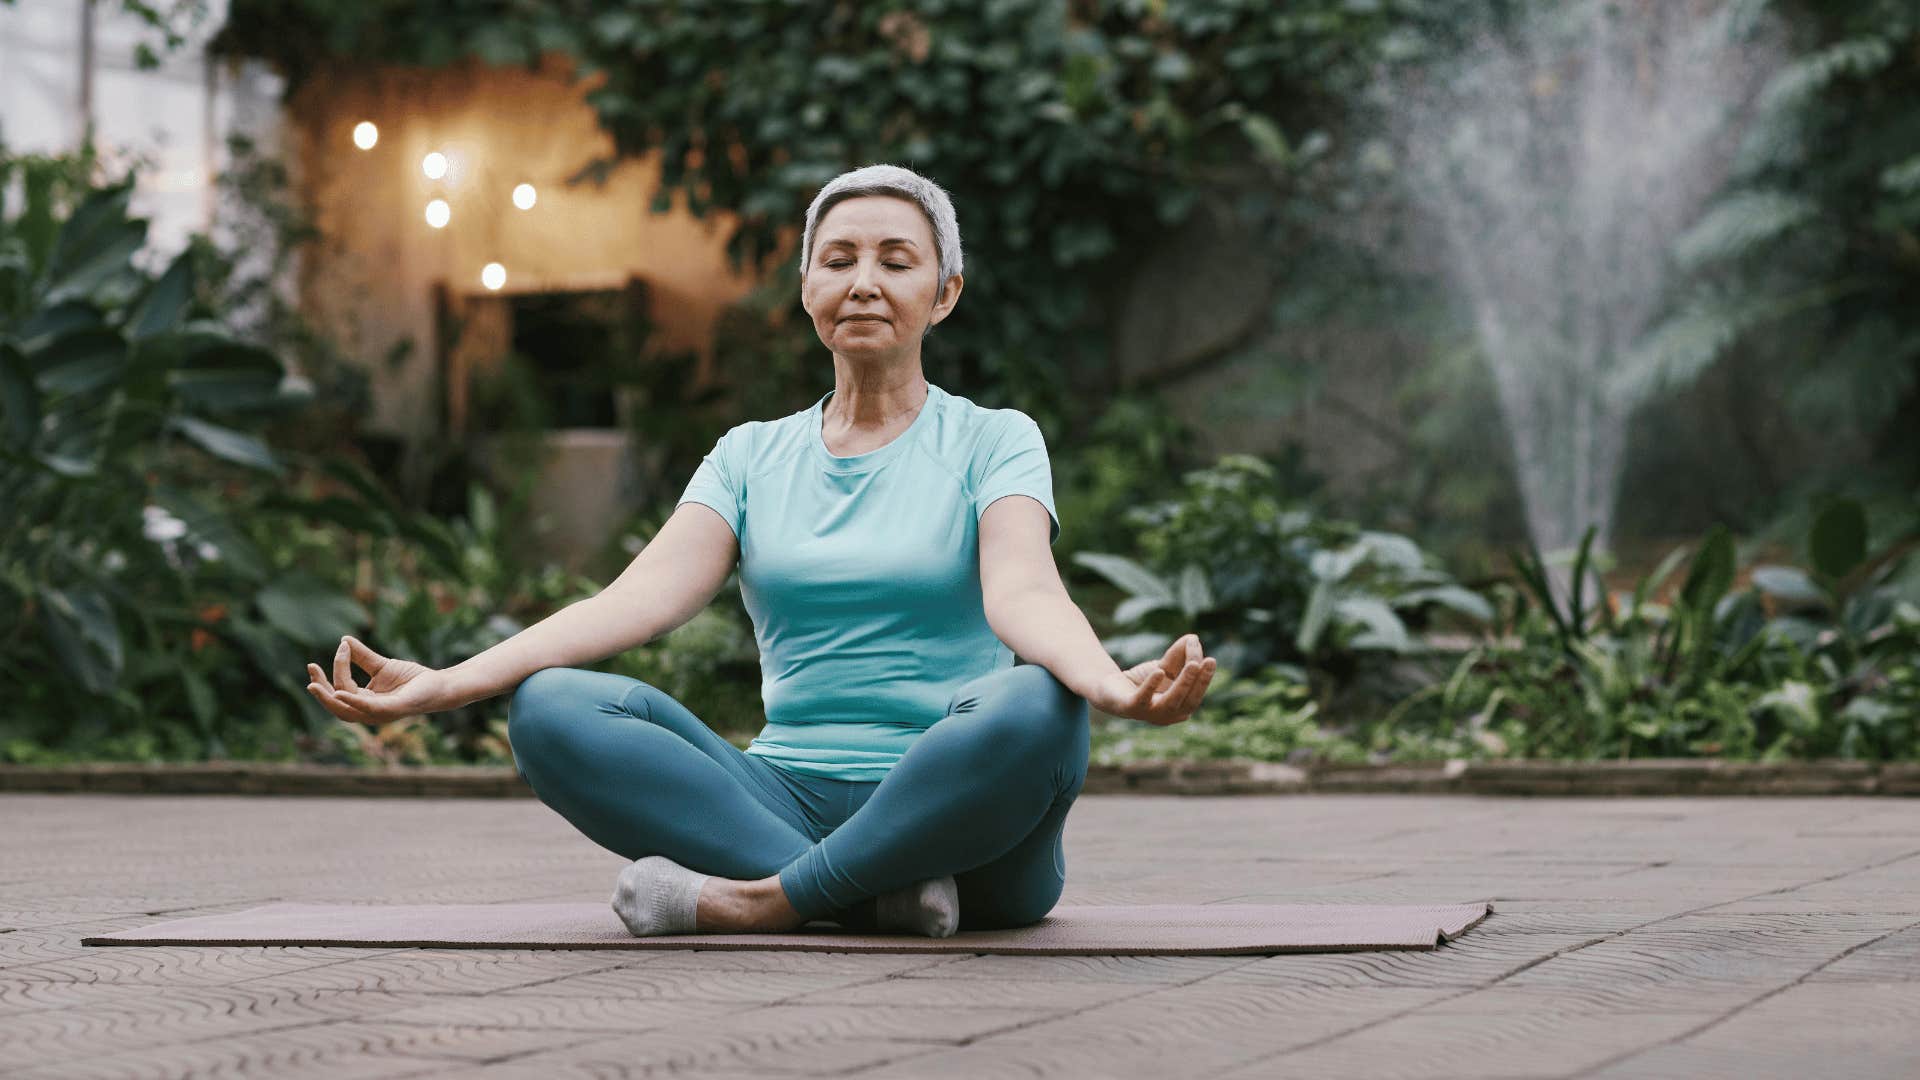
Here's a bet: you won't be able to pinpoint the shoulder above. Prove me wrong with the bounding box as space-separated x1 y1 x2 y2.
713 408 808 473
933 387 1044 449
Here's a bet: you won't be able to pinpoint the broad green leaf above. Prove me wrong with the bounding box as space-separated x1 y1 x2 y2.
45 181 136 279
1334 595 1411 652
1357 531 1425 571
180 666 218 734
36 584 123 695
254 574 370 650
1070 552 1174 602
1239 112 1289 166
1392 584 1494 622
126 250 194 339
1755 679 1820 734
1114 594 1170 625
1175 563 1215 614
1295 579 1335 653
1749 565 1827 607
16 299 103 352
30 327 127 395
0 342 39 451
44 219 147 305
166 415 283 475
166 368 288 412
1100 631 1175 666
1809 497 1867 580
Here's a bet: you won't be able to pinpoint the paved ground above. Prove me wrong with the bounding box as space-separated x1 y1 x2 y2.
2 794 1917 1079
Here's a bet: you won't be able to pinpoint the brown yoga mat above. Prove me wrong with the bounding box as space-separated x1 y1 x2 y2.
83 901 1493 955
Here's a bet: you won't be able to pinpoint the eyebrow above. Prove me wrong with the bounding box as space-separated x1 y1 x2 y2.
819 238 920 251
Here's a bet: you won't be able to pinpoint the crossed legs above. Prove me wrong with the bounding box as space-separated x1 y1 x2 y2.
507 664 1091 932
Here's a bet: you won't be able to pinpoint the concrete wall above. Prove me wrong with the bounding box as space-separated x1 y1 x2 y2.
284 55 776 442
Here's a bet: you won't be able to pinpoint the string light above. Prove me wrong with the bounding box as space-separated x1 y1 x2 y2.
352 121 378 150
512 183 537 210
481 263 507 290
425 199 450 229
422 152 448 180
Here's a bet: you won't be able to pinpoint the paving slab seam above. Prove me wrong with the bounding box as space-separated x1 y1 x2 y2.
1702 845 1920 906
831 954 1280 1074
1565 914 1920 1079
1186 868 1902 1080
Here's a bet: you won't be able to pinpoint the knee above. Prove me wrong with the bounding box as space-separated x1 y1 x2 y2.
506 667 581 773
961 665 1090 766
965 876 1064 931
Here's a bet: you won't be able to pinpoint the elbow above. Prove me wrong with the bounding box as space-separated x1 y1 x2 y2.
984 584 1054 642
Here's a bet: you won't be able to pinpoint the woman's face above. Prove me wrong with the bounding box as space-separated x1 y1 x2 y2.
801 195 962 364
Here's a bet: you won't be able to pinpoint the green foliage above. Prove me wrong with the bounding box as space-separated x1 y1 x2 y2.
1382 498 1920 761
1071 454 1492 706
0 147 330 755
213 0 1425 426
1612 0 1920 508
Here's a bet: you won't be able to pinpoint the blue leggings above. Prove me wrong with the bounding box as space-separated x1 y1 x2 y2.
506 663 1090 930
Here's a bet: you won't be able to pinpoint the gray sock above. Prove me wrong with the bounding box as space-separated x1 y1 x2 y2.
611 855 710 937
875 875 959 938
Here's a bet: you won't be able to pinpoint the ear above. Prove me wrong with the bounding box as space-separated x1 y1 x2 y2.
928 273 964 328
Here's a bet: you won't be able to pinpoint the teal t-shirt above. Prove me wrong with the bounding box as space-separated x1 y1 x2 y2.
675 381 1060 781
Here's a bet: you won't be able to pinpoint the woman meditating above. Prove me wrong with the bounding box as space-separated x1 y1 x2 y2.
304 164 1218 938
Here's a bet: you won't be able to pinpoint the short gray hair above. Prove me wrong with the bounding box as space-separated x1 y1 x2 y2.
799 164 963 287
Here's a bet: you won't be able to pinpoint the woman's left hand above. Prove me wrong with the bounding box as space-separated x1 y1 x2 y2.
1090 633 1218 727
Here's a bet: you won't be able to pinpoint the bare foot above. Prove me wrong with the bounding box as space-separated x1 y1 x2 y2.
696 875 808 932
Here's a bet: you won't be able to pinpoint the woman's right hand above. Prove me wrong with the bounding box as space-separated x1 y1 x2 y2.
305 635 450 726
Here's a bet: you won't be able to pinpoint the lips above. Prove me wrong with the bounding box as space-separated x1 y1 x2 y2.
842 315 888 323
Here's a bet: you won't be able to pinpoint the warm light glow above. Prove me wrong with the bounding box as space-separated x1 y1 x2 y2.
512 183 537 210
481 263 507 291
425 199 450 229
422 152 448 180
352 121 378 150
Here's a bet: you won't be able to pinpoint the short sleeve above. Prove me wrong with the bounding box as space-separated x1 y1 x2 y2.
677 425 746 539
973 413 1061 546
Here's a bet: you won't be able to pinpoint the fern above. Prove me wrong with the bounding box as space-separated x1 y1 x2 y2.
1756 35 1897 111
1673 189 1819 270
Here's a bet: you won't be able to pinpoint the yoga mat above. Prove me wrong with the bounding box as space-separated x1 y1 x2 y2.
82 901 1493 955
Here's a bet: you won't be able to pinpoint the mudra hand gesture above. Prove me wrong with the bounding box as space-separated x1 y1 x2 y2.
1091 633 1217 727
305 635 448 726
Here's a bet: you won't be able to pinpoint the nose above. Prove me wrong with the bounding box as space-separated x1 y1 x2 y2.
849 258 881 299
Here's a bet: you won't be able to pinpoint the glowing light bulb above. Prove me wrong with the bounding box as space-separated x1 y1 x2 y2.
422 152 448 180
352 121 378 150
425 199 450 228
512 183 537 210
481 263 506 291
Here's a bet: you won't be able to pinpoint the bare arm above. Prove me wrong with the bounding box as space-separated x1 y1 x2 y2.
979 495 1215 724
438 502 740 708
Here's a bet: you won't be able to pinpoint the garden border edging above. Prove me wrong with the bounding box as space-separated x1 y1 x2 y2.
2 760 1916 797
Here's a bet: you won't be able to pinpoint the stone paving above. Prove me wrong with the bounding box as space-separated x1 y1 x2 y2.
2 793 1916 1078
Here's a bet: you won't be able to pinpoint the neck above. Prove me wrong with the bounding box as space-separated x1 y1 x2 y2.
826 360 929 428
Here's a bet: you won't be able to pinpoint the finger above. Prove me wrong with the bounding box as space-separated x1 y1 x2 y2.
1159 636 1190 679
308 677 375 725
1186 635 1203 664
1153 661 1199 713
1176 658 1216 714
344 635 387 674
1133 669 1168 709
331 639 358 692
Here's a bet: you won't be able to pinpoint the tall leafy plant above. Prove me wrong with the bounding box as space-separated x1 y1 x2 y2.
0 158 449 756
